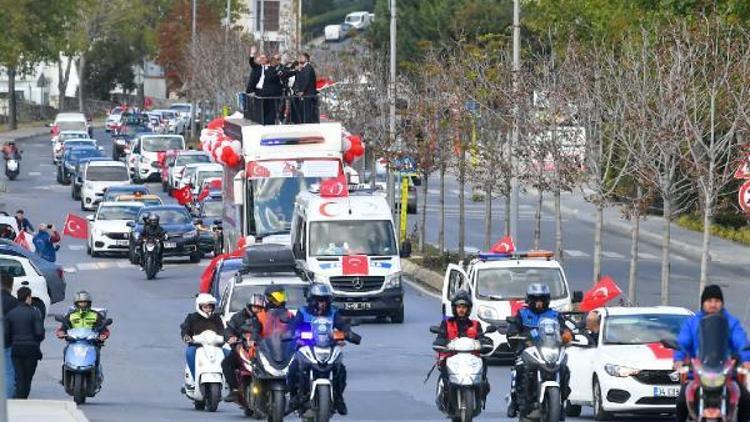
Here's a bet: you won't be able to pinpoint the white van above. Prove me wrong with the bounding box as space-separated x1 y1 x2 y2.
80 161 131 211
128 134 186 182
291 187 409 323
344 11 373 30
52 113 91 139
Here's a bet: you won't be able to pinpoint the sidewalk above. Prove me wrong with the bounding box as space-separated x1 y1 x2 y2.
0 125 50 144
542 189 747 265
8 400 88 422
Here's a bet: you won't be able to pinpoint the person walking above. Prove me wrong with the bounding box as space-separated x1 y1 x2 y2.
5 287 44 399
1 271 19 398
32 224 59 263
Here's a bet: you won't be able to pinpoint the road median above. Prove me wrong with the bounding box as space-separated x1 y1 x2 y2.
9 399 88 422
402 258 443 294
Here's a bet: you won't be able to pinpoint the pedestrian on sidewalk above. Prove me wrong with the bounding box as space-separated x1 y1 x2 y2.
5 287 44 399
14 210 33 234
32 224 59 262
1 271 19 398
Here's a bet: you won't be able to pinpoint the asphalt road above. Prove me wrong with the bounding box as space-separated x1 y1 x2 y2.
1 129 725 421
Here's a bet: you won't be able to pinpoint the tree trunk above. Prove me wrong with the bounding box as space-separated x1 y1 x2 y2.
660 197 672 305
58 56 73 111
504 177 511 236
369 154 377 190
7 67 17 130
439 166 445 254
699 196 712 294
593 202 603 284
483 180 492 250
533 188 543 249
554 185 563 263
628 208 640 305
78 55 86 113
419 173 428 254
458 146 466 261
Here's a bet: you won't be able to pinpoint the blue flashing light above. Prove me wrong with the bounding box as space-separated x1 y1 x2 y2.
260 137 324 146
478 252 513 261
478 250 554 261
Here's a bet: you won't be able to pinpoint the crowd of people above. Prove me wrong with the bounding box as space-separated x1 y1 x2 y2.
0 209 61 263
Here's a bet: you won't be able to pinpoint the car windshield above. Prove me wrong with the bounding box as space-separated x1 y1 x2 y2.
160 111 176 119
250 177 321 236
97 205 141 221
176 154 210 166
68 149 102 162
142 136 183 152
86 166 129 181
202 201 223 218
310 221 397 256
229 283 307 313
138 209 190 224
104 187 147 201
170 105 190 113
475 267 567 300
65 140 94 148
197 171 222 187
59 133 88 141
604 314 689 345
57 121 87 131
121 125 149 136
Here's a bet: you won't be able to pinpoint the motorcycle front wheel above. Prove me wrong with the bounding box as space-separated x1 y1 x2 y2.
73 373 86 405
145 253 157 280
316 384 331 422
270 389 285 422
452 387 475 422
203 382 221 412
543 386 561 422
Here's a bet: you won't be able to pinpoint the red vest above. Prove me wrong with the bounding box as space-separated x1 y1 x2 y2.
439 319 480 360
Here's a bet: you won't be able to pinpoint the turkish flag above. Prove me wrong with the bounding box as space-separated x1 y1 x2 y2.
14 231 34 252
320 174 348 198
315 77 336 91
63 214 88 239
199 247 247 293
579 276 622 312
247 162 271 178
490 236 515 254
342 255 369 275
197 186 210 202
174 185 193 206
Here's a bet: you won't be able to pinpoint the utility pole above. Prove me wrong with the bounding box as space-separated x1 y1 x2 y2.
386 0 397 218
190 0 197 137
297 0 302 51
259 0 265 51
509 0 520 242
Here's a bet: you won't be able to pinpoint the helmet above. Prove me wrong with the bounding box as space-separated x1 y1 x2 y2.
264 285 287 308
195 293 217 318
74 290 92 310
146 213 159 225
308 284 333 314
246 293 267 313
450 290 473 317
526 283 551 312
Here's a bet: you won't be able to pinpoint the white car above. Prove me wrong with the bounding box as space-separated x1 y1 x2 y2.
189 164 223 197
86 201 144 257
441 250 582 360
344 11 373 30
52 112 90 138
105 107 123 132
52 131 90 163
128 134 186 183
152 109 184 134
168 151 211 190
566 306 693 419
0 252 51 317
80 161 131 211
0 216 20 241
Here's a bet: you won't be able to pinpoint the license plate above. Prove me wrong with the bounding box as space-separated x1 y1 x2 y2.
114 240 129 246
164 242 177 249
653 386 680 397
344 302 371 311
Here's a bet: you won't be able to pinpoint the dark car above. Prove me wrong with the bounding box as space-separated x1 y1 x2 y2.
195 198 223 255
112 123 152 161
71 157 111 200
102 185 150 202
211 257 243 301
127 205 202 264
0 240 66 304
57 146 105 185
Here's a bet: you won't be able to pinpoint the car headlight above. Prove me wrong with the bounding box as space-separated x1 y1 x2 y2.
383 272 402 289
184 230 198 238
314 274 328 284
477 305 498 321
605 364 641 377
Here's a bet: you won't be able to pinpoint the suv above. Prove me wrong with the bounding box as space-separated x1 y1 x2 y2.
71 157 111 200
441 250 582 360
58 146 105 185
80 161 131 211
128 134 186 183
127 205 202 264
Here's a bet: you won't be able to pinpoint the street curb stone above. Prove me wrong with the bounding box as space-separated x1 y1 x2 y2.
8 399 89 422
402 259 443 294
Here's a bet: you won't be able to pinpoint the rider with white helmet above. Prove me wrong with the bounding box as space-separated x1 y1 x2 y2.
180 293 226 382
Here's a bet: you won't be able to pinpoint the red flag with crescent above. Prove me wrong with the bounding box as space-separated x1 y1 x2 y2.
63 214 88 239
14 231 34 251
342 255 369 275
320 174 348 198
579 276 622 312
174 185 193 206
490 236 515 254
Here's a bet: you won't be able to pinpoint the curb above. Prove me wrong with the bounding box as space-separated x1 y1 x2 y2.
402 259 443 294
8 399 89 422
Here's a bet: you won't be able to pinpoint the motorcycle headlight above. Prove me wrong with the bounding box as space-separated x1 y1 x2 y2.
184 230 198 238
605 364 641 377
697 369 727 388
539 346 560 364
313 346 331 363
477 305 498 321
383 272 402 289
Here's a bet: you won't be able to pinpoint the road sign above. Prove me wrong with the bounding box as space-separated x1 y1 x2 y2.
739 180 750 213
734 156 750 179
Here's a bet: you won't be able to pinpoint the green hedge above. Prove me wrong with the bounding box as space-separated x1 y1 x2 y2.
675 214 750 246
302 0 374 41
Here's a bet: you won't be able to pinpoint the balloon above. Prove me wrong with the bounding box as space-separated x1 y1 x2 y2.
343 151 354 164
351 142 364 157
206 117 225 130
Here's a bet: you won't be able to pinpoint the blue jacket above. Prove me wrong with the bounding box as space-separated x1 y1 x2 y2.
674 309 750 363
508 307 563 341
32 231 56 262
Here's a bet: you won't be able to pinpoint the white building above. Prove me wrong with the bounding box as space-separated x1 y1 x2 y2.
237 0 301 54
0 57 80 109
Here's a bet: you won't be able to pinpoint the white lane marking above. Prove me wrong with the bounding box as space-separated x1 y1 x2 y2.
673 255 688 262
638 252 660 260
63 267 77 273
404 278 441 300
198 261 209 267
28 172 41 176
565 249 589 257
96 262 114 269
68 245 84 251
117 261 132 268
602 251 625 259
39 164 54 167
76 263 98 271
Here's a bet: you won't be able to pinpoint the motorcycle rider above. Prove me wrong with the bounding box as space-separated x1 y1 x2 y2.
674 284 750 422
139 213 166 271
55 291 110 383
1 141 20 160
507 283 572 419
432 290 492 412
180 293 227 388
222 293 267 402
289 284 352 415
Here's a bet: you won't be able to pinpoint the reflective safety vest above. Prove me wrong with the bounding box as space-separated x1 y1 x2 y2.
68 310 99 329
518 307 559 339
445 319 480 340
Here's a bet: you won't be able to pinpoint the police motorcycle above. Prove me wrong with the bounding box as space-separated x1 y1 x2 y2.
662 312 750 422
54 310 113 405
429 324 496 422
295 316 362 422
183 330 227 412
505 316 568 422
246 309 297 421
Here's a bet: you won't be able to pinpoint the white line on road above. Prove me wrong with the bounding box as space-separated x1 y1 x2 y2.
76 263 98 271
601 251 625 259
63 267 77 273
67 245 84 251
404 278 441 300
638 252 659 260
96 262 114 269
565 249 589 257
117 261 132 268
27 172 41 176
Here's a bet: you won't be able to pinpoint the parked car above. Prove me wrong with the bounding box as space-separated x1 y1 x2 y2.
325 23 353 42
57 146 105 185
344 11 373 30
127 205 202 264
0 240 66 307
102 185 150 202
71 157 111 200
86 201 144 257
80 161 131 211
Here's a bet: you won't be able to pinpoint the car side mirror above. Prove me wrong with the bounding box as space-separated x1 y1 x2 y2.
572 290 584 303
292 243 303 259
86 215 95 222
54 315 64 323
126 221 135 227
104 318 113 326
399 240 412 258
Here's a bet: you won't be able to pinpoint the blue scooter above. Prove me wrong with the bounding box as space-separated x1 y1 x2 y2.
54 312 112 404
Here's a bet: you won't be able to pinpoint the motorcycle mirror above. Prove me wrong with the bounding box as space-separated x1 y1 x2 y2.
429 325 444 335
105 318 113 326
660 338 679 350
572 290 584 303
126 221 135 227
506 316 520 325
484 325 498 334
347 331 362 345
570 334 592 348
54 315 64 323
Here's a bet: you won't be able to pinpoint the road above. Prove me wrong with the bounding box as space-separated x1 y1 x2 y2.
3 130 712 421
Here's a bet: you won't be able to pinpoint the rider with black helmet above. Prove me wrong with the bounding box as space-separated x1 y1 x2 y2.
139 212 167 270
222 293 267 401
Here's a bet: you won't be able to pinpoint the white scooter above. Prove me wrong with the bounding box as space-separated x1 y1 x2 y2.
182 330 227 412
430 325 495 422
5 157 19 180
